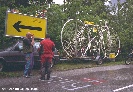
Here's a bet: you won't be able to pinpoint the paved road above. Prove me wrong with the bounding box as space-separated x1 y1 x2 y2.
0 65 133 92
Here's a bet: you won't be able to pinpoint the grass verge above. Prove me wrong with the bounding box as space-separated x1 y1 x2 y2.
53 60 124 71
0 60 125 78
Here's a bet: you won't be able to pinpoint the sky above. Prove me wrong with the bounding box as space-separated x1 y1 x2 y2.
53 0 126 5
53 0 64 5
111 0 126 5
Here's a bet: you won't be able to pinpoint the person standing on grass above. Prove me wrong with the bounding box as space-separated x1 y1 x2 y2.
23 32 34 78
38 34 55 81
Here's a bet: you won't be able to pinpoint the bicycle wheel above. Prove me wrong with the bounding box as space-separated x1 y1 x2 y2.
98 23 120 58
125 58 131 65
61 19 86 58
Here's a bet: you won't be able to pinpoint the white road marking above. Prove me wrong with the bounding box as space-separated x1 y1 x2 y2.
47 76 105 91
72 83 77 87
62 84 91 91
113 84 133 92
51 76 57 77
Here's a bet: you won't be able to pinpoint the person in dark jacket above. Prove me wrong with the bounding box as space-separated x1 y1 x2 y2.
23 32 34 78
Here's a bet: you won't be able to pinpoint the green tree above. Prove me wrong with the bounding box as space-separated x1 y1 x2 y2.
111 0 133 53
47 4 66 49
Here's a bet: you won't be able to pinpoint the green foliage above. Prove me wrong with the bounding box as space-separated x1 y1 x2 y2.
0 6 8 48
47 4 65 49
0 72 21 78
112 0 133 53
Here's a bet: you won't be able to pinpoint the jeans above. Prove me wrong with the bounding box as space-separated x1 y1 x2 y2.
24 53 34 76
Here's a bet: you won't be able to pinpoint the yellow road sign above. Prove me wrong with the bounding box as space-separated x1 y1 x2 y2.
109 53 115 59
5 12 47 39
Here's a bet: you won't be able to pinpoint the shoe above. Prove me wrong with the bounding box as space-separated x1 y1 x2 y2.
46 77 50 80
39 77 45 81
24 75 30 78
47 76 50 80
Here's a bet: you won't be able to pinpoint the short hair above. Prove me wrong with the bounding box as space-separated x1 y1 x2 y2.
46 34 50 38
26 32 32 37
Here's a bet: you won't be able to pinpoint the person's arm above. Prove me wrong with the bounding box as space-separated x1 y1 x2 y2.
52 43 55 51
31 35 34 45
38 44 43 56
52 46 55 51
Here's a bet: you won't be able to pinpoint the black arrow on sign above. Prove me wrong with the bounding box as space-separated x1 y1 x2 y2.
13 21 42 32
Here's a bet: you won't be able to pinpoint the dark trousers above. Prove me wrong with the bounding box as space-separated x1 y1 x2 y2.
41 60 51 80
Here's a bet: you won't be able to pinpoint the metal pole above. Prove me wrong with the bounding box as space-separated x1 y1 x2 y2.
63 0 65 12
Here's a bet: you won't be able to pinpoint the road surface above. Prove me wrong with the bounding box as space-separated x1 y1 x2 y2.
0 65 133 92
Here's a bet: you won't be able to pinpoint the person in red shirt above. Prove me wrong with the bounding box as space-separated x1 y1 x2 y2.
39 34 55 81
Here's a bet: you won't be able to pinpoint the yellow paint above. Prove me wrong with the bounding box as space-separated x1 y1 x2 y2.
84 21 94 25
5 12 47 39
93 27 97 32
109 53 115 59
